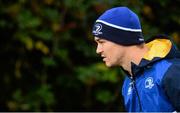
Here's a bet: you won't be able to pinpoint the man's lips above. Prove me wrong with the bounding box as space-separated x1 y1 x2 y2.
101 55 106 61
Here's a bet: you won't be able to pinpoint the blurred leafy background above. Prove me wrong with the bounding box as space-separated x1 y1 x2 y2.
0 0 179 111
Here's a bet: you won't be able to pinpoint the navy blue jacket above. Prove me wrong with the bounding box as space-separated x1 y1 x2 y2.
122 35 180 112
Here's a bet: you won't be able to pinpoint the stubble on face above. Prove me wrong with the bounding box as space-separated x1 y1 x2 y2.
103 43 126 68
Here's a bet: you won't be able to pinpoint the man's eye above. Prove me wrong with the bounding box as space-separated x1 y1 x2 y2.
99 41 104 44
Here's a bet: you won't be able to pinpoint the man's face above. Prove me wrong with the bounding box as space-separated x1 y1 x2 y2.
94 37 126 67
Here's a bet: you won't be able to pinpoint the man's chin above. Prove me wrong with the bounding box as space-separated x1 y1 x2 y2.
105 62 118 68
105 62 113 67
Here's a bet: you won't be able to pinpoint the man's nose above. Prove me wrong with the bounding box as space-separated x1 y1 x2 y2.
96 44 102 54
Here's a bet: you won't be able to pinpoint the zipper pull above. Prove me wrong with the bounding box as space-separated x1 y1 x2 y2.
130 76 133 80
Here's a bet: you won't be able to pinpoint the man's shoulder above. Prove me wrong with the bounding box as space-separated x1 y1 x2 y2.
167 58 180 65
152 58 180 70
161 58 180 89
163 58 180 78
161 58 180 111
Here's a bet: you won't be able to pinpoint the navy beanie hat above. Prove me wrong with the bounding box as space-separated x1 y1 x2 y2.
92 7 144 45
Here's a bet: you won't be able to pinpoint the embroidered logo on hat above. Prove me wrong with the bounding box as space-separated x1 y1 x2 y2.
93 23 102 35
139 38 144 41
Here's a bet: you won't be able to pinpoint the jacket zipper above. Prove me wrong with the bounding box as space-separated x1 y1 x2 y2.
130 76 143 112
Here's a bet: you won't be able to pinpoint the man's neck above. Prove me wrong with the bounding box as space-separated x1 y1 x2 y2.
122 44 149 76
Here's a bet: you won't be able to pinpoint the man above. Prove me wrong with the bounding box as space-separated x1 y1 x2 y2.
92 6 180 112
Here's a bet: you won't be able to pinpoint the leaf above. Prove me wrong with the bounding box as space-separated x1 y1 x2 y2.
36 84 55 106
96 90 115 104
12 89 23 101
35 41 50 54
76 63 119 85
43 8 59 21
17 10 41 29
55 49 70 64
42 57 56 67
31 30 53 41
0 19 7 27
15 33 34 50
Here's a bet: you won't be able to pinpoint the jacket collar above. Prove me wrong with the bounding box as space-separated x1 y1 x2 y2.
130 34 180 77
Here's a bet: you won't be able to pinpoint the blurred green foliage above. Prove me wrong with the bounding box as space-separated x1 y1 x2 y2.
0 0 179 111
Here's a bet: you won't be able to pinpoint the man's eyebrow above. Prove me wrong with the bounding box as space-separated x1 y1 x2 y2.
94 38 101 42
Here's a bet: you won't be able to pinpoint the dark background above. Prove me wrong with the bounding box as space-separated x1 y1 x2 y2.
0 0 180 111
